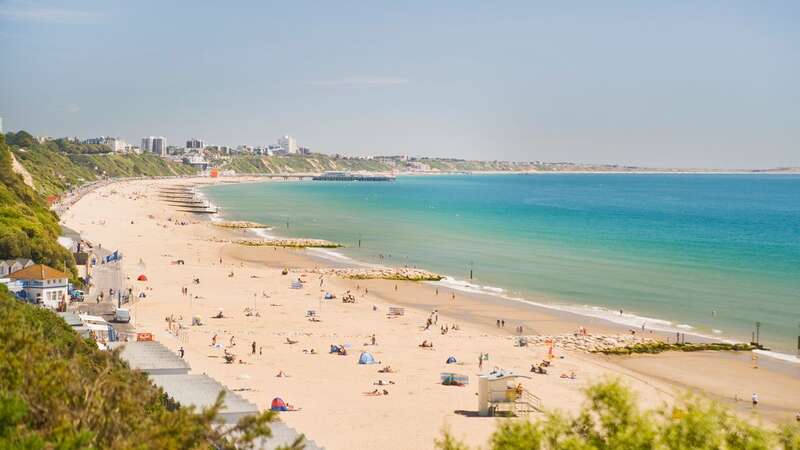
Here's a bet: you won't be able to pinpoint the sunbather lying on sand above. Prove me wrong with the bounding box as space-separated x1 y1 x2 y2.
419 340 433 348
378 366 395 373
285 337 298 344
560 371 576 379
531 364 548 375
363 389 390 396
302 348 317 354
374 380 396 386
276 370 290 378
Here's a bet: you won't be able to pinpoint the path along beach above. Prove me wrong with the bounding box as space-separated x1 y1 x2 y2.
61 177 800 450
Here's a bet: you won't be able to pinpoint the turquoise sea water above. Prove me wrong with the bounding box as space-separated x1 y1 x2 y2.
202 174 800 354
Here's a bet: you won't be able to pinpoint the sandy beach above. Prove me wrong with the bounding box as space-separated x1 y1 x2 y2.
61 177 800 450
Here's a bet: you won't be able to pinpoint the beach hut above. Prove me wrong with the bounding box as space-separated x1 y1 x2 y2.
270 397 288 412
358 352 377 364
446 356 457 364
137 274 148 281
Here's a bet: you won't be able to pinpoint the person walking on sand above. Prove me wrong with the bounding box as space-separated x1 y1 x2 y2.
252 341 257 355
211 334 217 346
752 392 759 408
178 346 185 358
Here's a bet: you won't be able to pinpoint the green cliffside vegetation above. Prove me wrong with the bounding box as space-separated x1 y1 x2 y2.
218 154 392 173
213 154 634 174
0 287 290 449
0 134 77 278
5 131 197 197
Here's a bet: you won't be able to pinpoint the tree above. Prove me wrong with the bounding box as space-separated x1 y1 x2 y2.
0 288 303 449
436 379 800 450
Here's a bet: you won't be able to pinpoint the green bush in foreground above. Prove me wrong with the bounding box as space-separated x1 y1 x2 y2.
0 287 303 449
436 380 800 450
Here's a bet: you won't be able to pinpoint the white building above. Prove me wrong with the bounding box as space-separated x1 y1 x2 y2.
278 135 297 154
141 136 153 153
186 138 205 150
84 137 106 145
142 136 167 156
9 264 70 309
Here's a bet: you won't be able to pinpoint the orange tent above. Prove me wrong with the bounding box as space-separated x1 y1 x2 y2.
137 274 148 281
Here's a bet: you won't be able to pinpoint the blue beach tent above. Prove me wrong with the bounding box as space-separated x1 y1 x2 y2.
358 352 377 364
446 356 457 364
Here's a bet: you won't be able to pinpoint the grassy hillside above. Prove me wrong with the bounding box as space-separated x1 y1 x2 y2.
0 286 288 449
216 154 587 174
5 131 197 197
0 134 77 278
218 154 393 173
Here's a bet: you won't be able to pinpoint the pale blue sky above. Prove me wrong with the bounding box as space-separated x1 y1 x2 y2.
1 0 798 168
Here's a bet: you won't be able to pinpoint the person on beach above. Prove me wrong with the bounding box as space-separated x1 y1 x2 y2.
229 335 236 347
251 341 256 355
478 354 483 370
178 346 184 358
752 393 759 408
435 288 439 296
211 334 217 346
371 334 377 346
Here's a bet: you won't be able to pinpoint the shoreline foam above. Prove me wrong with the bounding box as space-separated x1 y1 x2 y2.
199 180 800 364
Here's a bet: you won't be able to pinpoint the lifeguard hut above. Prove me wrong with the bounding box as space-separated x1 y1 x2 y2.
477 370 541 417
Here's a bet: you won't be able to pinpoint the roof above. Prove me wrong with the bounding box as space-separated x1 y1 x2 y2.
57 312 83 327
148 374 258 423
479 370 532 381
108 341 190 375
9 264 68 280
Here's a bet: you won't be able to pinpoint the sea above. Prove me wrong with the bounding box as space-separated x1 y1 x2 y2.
201 174 800 359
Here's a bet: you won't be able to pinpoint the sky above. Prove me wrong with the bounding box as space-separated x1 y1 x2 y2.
0 1 798 168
